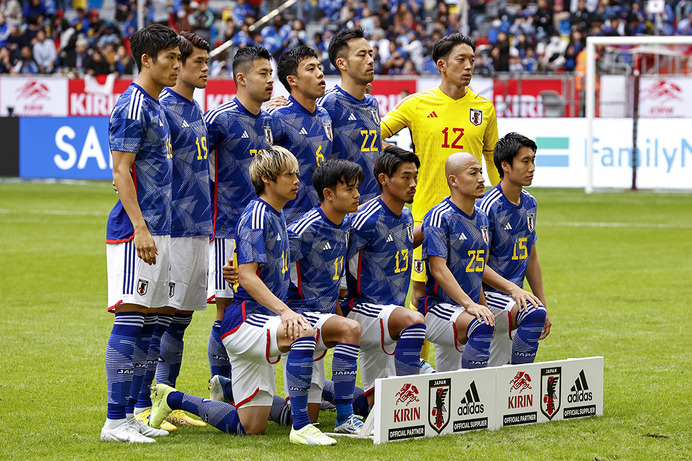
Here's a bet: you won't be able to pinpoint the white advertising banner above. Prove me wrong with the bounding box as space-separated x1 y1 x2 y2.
639 77 692 118
0 76 68 116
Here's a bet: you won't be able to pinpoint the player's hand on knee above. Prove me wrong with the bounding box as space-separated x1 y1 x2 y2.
134 229 158 265
281 309 311 341
539 313 552 340
222 258 239 284
509 286 542 313
467 303 495 326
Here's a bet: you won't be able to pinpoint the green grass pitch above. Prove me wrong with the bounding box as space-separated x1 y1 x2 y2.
1 182 690 460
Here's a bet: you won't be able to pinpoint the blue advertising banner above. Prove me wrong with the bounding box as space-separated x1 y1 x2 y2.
19 117 112 179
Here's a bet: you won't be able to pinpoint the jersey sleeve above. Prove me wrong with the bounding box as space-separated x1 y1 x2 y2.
422 215 449 260
482 104 501 186
236 215 267 265
380 96 414 139
288 226 307 262
205 112 224 152
269 110 286 146
346 219 374 260
109 103 145 154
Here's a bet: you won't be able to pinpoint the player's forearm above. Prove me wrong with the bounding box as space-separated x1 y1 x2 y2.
429 258 474 309
482 265 517 295
412 224 423 248
238 265 290 315
112 165 147 232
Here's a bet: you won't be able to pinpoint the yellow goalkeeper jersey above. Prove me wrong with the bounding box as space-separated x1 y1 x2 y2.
381 86 500 222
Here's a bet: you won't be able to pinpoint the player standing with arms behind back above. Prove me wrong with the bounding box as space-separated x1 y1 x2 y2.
380 34 501 364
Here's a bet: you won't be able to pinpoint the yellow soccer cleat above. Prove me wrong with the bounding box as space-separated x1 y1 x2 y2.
135 407 177 432
166 409 207 427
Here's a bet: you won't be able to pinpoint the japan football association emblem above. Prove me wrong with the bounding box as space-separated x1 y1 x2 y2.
406 223 414 243
413 259 424 274
540 367 561 420
469 108 483 126
428 378 451 434
370 108 380 124
480 226 489 244
527 213 535 232
323 122 333 142
169 282 175 298
264 125 273 145
137 279 148 296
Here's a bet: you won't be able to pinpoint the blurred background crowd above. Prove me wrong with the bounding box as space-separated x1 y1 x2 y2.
1 0 691 77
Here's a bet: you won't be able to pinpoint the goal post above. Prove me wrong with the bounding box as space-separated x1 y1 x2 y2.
585 35 692 193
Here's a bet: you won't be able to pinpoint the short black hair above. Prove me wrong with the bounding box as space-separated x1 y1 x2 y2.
277 45 318 92
493 132 537 178
232 45 271 84
373 146 420 191
312 159 364 201
328 28 366 68
130 24 179 71
432 33 476 63
178 30 210 64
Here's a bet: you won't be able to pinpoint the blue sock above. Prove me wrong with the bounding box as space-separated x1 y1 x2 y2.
105 312 144 420
285 337 315 430
167 391 245 435
512 306 547 365
208 321 231 379
462 318 494 369
128 313 157 413
269 395 291 426
394 323 426 376
157 313 191 387
332 343 359 424
135 314 170 409
323 379 369 417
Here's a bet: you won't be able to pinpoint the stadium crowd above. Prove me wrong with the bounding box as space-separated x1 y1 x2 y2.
0 0 690 77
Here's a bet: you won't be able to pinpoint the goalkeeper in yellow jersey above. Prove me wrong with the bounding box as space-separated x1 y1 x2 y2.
380 34 500 367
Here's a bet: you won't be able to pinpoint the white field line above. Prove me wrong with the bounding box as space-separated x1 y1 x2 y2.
542 221 692 230
0 209 107 217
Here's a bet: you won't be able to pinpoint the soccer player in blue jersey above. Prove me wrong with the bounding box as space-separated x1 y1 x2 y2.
344 146 427 408
130 31 211 431
271 45 333 224
477 133 551 367
420 152 496 372
283 159 364 433
319 28 382 202
102 24 180 443
204 45 275 385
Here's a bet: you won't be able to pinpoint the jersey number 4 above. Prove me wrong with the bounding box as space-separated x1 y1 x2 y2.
441 127 464 149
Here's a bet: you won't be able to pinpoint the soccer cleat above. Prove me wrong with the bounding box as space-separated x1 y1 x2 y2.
129 415 170 437
166 409 207 427
150 383 176 429
289 423 337 446
419 359 436 374
209 375 234 403
100 419 155 443
334 414 364 434
135 407 177 432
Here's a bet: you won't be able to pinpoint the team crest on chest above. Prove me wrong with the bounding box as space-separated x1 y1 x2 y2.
264 125 273 145
527 213 535 232
323 122 333 141
480 226 489 244
370 108 380 124
406 223 414 243
469 108 483 126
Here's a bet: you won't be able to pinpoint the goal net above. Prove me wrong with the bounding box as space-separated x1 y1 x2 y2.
584 35 692 192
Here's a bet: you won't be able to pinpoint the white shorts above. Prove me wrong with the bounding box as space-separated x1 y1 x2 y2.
208 238 235 302
282 312 333 404
107 235 170 310
347 303 398 394
485 291 520 367
424 302 466 372
169 236 209 311
222 314 282 408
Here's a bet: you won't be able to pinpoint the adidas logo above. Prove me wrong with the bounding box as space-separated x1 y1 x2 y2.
241 131 249 139
568 370 593 403
458 381 484 415
458 233 467 241
427 111 438 118
299 127 308 135
181 120 190 128
276 234 282 241
385 234 393 243
323 242 332 250
159 119 164 127
504 222 512 231
348 113 356 121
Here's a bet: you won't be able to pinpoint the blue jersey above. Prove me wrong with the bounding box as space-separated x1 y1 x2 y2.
221 198 290 335
319 86 381 202
421 198 490 308
160 87 212 238
344 198 414 312
107 83 172 242
286 206 350 314
477 184 538 292
269 96 333 223
204 97 274 239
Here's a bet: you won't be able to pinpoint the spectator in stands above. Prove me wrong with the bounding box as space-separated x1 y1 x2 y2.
510 11 536 40
286 18 306 50
491 31 510 72
232 0 253 26
221 17 237 44
32 28 56 73
571 0 595 31
85 46 111 75
533 0 554 40
0 0 22 27
23 0 46 21
11 44 39 74
172 0 194 32
0 45 12 73
509 47 524 73
542 33 567 70
71 8 89 34
0 13 9 48
114 0 130 23
678 11 692 35
190 0 214 43
62 35 88 75
114 43 133 75
393 2 415 35
523 46 538 73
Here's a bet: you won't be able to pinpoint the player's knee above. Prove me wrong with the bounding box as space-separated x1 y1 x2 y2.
519 307 546 327
296 324 315 338
339 317 361 344
469 320 495 340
